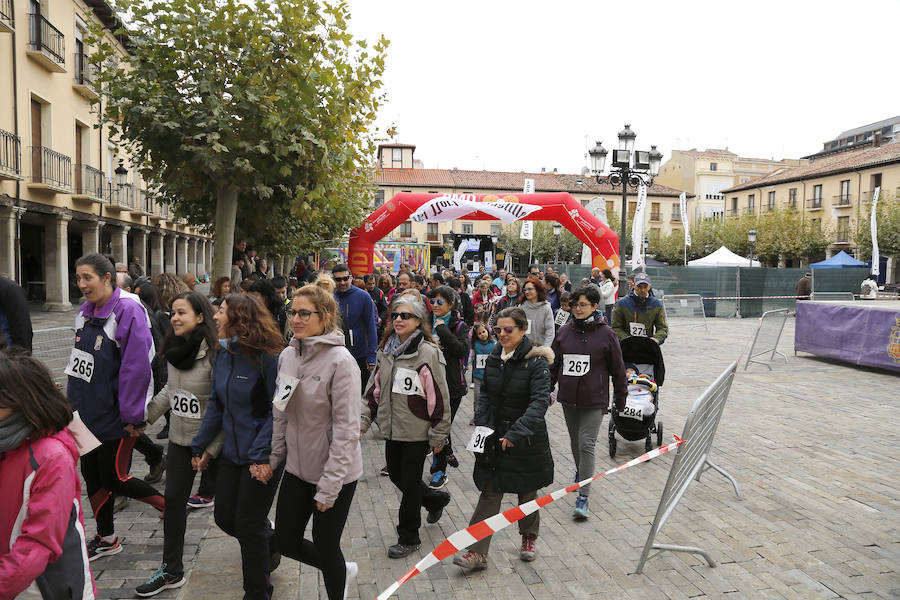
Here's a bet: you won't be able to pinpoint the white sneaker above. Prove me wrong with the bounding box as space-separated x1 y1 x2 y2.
344 561 358 599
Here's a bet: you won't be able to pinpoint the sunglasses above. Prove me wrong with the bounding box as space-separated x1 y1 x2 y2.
391 312 417 321
429 298 445 306
333 275 351 282
492 325 518 335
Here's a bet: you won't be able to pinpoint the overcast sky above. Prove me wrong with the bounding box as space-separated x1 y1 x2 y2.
343 0 900 174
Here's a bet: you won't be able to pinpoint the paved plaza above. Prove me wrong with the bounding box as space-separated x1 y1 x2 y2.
31 305 900 599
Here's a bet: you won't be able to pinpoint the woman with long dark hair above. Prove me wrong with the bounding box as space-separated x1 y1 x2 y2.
209 276 232 304
136 291 219 596
191 294 284 599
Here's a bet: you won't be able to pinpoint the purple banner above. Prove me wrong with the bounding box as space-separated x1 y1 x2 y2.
795 301 900 372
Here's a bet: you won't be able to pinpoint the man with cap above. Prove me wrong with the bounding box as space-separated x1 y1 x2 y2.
610 272 668 344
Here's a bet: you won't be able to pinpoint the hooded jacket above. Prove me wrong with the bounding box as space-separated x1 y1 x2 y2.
147 339 223 457
360 334 451 449
611 290 669 344
0 429 95 599
270 332 363 507
550 311 628 412
432 311 469 400
520 300 555 348
335 285 378 364
191 342 278 465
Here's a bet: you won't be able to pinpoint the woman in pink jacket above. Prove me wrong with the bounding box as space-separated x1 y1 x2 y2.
0 346 96 599
268 285 363 600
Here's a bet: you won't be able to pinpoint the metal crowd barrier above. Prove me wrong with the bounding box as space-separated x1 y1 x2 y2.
31 327 74 385
661 294 708 331
809 291 855 301
636 361 740 574
744 309 790 371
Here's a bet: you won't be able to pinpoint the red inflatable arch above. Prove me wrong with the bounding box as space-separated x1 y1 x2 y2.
348 192 620 276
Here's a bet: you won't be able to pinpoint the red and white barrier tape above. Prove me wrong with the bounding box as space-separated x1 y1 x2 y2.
696 295 807 300
375 435 685 600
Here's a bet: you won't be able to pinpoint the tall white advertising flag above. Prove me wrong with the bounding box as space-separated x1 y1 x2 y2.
519 220 533 240
631 185 647 269
870 186 880 276
679 192 691 246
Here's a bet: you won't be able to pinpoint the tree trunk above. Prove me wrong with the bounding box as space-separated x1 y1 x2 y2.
212 185 239 279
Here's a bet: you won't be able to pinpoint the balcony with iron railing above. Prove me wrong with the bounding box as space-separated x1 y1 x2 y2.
832 193 852 207
649 211 662 222
0 128 22 180
108 182 134 210
786 199 798 211
28 146 72 192
727 208 739 218
834 230 851 244
805 197 823 210
761 202 777 213
670 212 682 222
73 53 99 99
0 0 13 33
425 232 441 243
27 13 65 72
157 201 169 219
72 164 104 201
743 205 756 216
132 188 152 215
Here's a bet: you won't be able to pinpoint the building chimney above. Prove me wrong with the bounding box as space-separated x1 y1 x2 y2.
874 132 883 148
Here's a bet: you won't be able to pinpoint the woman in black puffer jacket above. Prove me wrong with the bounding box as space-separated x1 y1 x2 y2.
453 306 554 572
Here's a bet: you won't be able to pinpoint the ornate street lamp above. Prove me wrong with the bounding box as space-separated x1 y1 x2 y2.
643 237 650 272
748 229 757 266
588 124 662 270
552 222 562 265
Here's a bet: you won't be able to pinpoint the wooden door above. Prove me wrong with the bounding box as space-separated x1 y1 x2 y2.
31 99 41 182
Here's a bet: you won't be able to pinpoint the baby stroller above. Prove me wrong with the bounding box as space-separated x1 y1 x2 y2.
609 335 665 458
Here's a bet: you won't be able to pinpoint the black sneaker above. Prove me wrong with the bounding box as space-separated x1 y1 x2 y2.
446 453 459 468
428 470 447 489
155 424 169 440
426 492 451 524
388 542 420 558
146 454 166 484
135 565 185 597
379 465 390 477
87 534 122 561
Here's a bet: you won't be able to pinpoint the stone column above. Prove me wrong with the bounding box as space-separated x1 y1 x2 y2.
176 235 188 275
110 225 130 268
81 220 102 257
196 239 206 277
207 240 214 274
132 228 148 273
187 238 198 275
164 233 176 273
150 232 164 276
42 213 73 312
0 206 23 280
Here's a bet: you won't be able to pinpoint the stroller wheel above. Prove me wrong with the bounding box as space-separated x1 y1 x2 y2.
609 437 616 458
656 421 663 447
645 436 652 452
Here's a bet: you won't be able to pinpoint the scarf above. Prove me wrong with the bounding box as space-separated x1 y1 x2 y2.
572 309 603 329
384 329 421 357
0 412 34 452
165 330 204 371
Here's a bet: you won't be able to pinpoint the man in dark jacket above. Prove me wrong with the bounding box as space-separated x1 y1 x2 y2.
611 273 668 344
0 276 32 351
332 264 377 393
447 277 474 326
364 273 388 332
796 272 812 299
426 286 469 488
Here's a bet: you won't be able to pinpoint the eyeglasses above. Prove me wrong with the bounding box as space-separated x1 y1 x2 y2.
573 302 594 309
492 325 518 335
333 275 351 283
288 309 320 321
429 298 445 306
391 312 417 321
524 287 536 292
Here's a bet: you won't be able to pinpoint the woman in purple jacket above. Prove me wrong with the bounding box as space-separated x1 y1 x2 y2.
549 285 628 520
68 253 164 561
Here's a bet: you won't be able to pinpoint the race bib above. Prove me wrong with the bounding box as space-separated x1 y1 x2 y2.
526 319 533 334
64 348 95 383
555 310 570 326
171 390 201 419
562 354 591 376
619 397 646 421
392 367 424 396
273 375 300 412
475 354 488 369
629 322 647 337
466 426 494 454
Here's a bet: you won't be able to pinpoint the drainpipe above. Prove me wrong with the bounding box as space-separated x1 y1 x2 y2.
10 0 22 282
855 169 862 260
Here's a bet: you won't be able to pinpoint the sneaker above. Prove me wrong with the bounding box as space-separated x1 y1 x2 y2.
135 565 185 597
113 496 129 513
428 470 447 489
446 454 459 469
469 382 475 389
519 533 536 562
87 534 122 561
187 495 214 509
426 492 450 524
388 542 420 558
343 561 358 599
156 424 169 440
146 454 166 484
268 520 281 572
452 550 487 571
573 495 589 520
379 465 390 477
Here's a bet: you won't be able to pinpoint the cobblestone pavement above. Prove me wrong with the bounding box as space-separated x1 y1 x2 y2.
30 305 900 599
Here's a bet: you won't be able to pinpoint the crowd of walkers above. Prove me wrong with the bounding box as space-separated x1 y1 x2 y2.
0 250 672 599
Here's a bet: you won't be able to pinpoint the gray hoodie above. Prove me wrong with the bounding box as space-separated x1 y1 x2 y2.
521 300 555 347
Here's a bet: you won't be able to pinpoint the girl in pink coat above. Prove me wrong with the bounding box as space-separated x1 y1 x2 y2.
0 346 96 599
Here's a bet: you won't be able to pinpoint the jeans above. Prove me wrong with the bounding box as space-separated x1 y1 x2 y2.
466 474 538 555
214 459 282 600
431 395 463 473
604 304 614 325
81 438 165 536
561 405 605 496
274 473 357 600
161 443 196 576
384 440 450 545
356 357 372 396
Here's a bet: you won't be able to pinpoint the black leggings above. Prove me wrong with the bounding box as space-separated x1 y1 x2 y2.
161 443 197 576
432 395 463 473
80 437 165 537
274 473 357 600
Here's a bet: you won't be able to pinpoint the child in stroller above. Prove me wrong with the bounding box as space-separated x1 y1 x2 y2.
609 336 665 457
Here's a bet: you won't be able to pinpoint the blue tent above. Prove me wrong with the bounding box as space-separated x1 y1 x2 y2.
809 250 868 269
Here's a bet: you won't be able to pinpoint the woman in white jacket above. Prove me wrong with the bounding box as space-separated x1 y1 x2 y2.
599 269 618 324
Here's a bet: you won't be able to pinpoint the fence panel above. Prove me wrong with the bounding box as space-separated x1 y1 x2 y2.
662 294 708 331
32 326 74 385
745 309 789 370
635 361 740 573
809 292 855 301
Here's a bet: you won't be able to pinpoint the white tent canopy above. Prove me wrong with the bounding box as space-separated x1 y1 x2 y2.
688 245 760 267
